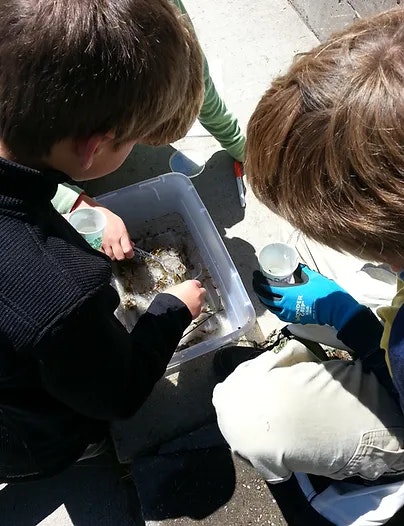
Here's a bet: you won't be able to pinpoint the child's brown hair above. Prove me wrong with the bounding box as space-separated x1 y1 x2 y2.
0 0 203 161
246 8 404 263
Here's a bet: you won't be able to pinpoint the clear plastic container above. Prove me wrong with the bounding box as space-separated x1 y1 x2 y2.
168 149 206 178
96 173 256 371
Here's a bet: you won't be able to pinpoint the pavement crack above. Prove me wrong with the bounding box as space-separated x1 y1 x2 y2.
346 1 361 18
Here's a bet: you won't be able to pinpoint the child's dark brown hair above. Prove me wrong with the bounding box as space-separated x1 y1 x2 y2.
0 0 203 161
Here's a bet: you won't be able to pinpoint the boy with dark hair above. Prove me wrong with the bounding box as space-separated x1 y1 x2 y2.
213 7 404 523
0 0 206 481
53 0 246 262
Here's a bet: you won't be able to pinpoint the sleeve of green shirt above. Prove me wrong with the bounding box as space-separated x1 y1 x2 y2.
51 183 84 214
172 0 246 161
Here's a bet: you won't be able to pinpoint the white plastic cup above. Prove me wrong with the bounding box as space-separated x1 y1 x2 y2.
169 149 206 178
68 208 106 251
258 242 299 282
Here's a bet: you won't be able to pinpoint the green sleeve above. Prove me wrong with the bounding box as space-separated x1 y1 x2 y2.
171 0 246 161
51 183 84 214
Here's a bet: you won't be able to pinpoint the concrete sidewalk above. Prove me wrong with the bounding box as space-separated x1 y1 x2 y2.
1 1 401 525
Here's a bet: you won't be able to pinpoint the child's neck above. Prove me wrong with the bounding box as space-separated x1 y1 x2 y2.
0 141 15 162
0 140 58 172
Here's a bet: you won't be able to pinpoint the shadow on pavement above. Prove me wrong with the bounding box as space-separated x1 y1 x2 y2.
0 459 142 526
133 446 236 522
132 428 287 526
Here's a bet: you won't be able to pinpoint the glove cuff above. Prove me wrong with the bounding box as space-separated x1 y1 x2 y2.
332 297 364 331
337 306 383 356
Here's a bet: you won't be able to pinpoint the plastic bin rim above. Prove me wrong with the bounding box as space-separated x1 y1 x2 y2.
96 172 194 200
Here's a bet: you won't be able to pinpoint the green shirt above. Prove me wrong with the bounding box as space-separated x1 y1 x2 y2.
52 0 245 214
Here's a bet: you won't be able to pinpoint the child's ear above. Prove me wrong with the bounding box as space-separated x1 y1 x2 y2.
74 133 114 171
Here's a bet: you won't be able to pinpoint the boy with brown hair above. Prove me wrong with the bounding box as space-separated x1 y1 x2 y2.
53 0 246 262
213 7 404 523
0 0 206 482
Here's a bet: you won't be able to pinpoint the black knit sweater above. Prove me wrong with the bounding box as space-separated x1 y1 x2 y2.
0 157 192 481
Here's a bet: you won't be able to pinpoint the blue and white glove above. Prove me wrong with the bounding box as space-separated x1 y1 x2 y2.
252 264 364 331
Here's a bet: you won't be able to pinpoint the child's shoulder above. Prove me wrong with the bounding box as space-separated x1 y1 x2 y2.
0 211 111 349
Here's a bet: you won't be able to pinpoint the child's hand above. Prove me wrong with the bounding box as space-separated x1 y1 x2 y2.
71 194 134 260
165 280 206 319
98 206 134 261
253 264 363 330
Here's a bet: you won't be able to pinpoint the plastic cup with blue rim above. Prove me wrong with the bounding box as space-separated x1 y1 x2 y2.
258 242 299 283
169 149 206 178
68 208 106 251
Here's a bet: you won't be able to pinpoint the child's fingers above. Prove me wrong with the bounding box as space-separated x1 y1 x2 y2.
111 242 125 261
102 242 115 260
121 235 134 259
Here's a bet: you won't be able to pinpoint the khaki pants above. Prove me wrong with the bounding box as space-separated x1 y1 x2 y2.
213 340 404 483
